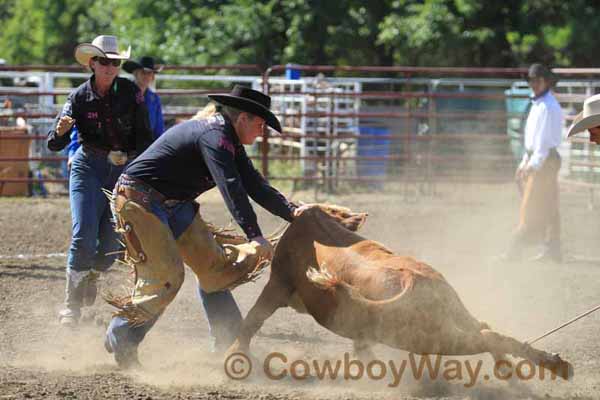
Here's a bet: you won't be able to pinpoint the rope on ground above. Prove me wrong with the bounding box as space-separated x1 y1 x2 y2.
526 303 600 345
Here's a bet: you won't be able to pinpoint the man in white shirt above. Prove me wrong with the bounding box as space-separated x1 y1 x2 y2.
503 64 564 263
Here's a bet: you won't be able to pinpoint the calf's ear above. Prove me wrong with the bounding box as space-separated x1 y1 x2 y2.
340 212 368 232
313 203 368 231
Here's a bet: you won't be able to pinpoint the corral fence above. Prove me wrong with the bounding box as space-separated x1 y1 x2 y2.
0 64 262 195
1 64 599 198
259 65 600 197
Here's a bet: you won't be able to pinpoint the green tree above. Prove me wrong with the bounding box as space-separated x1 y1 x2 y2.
0 0 599 68
0 0 46 63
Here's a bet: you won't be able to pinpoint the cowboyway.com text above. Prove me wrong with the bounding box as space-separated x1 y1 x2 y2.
224 352 570 387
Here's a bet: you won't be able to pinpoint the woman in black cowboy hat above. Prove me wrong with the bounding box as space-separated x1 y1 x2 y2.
104 85 309 368
123 56 165 139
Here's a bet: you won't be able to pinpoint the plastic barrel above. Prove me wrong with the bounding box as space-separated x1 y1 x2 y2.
358 126 390 188
505 88 531 160
285 65 301 80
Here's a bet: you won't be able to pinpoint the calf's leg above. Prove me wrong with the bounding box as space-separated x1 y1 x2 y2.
480 329 572 380
420 323 572 380
227 277 293 354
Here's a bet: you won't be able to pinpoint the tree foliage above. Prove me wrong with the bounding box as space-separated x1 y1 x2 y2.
0 0 597 67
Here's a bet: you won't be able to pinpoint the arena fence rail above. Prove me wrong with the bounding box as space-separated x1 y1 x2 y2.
0 64 599 198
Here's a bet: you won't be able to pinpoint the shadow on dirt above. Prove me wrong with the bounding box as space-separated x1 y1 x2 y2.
0 263 64 281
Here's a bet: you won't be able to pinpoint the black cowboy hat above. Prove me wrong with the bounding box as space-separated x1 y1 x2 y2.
528 63 558 85
208 85 282 133
122 56 162 74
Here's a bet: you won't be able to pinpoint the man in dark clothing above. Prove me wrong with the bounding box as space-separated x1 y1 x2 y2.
104 85 305 368
47 35 153 326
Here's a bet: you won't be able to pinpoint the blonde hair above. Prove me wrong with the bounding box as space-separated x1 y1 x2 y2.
192 102 218 120
192 102 252 122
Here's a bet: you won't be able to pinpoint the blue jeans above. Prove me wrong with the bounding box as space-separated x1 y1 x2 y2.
105 192 242 357
64 147 125 312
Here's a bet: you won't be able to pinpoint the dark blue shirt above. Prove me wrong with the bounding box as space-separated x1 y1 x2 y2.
47 76 153 154
125 114 295 238
66 87 164 156
145 89 165 140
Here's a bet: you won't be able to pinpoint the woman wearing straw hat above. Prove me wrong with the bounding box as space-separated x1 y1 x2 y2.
502 63 564 263
103 85 309 368
123 56 165 140
47 35 153 326
66 57 165 168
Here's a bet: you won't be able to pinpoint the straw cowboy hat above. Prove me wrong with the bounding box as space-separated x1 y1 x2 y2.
74 35 131 66
123 56 163 74
208 85 282 133
567 94 600 138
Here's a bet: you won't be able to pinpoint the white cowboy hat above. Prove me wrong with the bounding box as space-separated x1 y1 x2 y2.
74 35 131 66
567 93 600 138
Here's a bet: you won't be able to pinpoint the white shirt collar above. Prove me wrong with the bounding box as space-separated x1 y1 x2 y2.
531 89 552 104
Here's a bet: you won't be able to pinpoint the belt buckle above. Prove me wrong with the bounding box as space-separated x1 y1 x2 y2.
163 199 180 208
108 150 128 166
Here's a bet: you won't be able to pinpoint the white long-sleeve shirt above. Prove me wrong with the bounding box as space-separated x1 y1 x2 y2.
519 90 564 171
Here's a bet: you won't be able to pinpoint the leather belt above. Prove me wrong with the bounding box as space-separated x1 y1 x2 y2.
115 174 199 213
115 174 167 208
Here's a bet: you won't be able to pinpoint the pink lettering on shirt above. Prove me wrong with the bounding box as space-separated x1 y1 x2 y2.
218 136 236 155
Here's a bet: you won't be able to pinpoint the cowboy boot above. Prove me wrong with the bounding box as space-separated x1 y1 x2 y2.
530 239 563 264
497 229 526 263
104 320 141 370
105 334 141 370
114 346 141 370
82 269 100 307
58 270 88 326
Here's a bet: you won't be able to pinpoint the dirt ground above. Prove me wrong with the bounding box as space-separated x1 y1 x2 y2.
1 182 599 399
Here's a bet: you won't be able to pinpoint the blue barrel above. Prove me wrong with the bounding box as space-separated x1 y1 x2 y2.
505 87 531 160
285 64 301 80
505 87 531 115
358 126 390 186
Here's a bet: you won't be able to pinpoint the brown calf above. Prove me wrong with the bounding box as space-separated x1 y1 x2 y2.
227 205 572 380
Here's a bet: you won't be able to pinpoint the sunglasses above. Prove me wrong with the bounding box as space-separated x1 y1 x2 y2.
94 57 121 67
